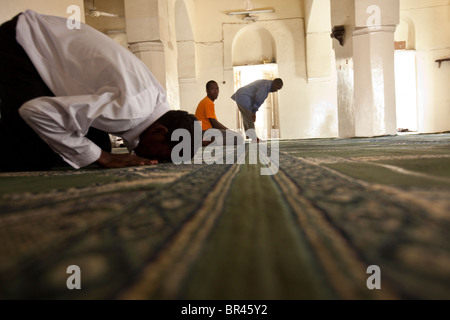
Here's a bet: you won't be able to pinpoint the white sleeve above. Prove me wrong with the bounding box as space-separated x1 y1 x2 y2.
19 95 111 169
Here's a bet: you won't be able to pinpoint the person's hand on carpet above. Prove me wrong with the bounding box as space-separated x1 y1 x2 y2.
96 150 158 168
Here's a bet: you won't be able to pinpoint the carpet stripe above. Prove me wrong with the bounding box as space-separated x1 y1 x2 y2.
273 156 400 299
118 163 241 299
180 160 336 299
308 157 450 221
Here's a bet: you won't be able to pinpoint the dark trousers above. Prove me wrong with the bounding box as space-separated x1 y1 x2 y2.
0 14 110 171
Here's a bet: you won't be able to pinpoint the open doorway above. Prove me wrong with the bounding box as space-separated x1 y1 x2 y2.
394 51 418 133
233 64 280 139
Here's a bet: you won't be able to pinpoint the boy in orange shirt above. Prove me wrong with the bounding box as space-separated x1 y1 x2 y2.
195 81 242 146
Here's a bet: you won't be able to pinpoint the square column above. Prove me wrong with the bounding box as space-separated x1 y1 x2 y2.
353 26 397 136
129 41 166 90
124 0 167 89
331 0 400 137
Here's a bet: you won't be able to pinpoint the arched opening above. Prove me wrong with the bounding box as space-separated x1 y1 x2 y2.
232 25 280 139
232 25 276 66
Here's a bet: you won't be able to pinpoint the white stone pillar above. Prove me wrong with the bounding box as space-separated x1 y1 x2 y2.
331 0 399 137
124 0 167 88
129 41 166 89
353 0 399 136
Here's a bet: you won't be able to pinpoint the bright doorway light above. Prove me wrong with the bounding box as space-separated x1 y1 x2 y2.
394 50 418 133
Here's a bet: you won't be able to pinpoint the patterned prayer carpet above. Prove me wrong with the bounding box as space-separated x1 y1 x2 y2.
0 133 449 300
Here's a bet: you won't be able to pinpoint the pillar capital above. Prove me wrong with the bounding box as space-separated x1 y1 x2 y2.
129 41 165 55
353 25 397 36
128 42 166 90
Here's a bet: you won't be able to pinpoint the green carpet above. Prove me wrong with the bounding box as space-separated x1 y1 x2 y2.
0 133 449 300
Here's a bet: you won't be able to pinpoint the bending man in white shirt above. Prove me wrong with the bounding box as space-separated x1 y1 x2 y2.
0 10 199 172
